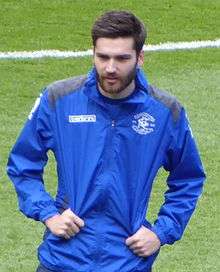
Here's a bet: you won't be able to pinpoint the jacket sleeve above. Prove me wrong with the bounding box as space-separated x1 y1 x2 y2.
7 90 59 222
151 108 206 245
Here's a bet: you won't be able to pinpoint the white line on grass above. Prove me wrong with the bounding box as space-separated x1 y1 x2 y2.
0 39 219 60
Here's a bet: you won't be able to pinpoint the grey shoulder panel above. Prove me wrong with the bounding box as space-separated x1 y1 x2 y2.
148 85 182 122
47 74 87 106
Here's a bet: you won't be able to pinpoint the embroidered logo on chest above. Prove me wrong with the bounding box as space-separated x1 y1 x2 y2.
69 114 96 123
132 112 155 135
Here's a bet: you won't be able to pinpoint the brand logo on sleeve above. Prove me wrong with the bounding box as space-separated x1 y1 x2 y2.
68 114 96 123
132 112 155 135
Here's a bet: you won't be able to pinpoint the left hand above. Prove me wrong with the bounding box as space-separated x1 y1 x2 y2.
125 226 161 257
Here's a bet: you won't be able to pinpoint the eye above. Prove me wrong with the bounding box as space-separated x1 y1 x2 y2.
116 55 131 61
97 54 109 60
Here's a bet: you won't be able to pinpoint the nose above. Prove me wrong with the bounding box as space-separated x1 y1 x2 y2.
106 58 116 73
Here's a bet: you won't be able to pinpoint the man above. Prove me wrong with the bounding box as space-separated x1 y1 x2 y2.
7 11 205 272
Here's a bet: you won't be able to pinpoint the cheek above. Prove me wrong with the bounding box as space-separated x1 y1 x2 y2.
94 61 104 73
121 63 136 75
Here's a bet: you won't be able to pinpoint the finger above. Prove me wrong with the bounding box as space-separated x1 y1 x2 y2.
70 223 80 234
56 229 71 240
66 222 80 236
137 250 150 257
129 242 142 250
133 249 142 255
125 236 137 246
63 233 71 239
135 252 148 258
63 209 85 228
133 248 147 257
66 228 76 237
65 218 80 232
62 208 72 214
72 214 85 228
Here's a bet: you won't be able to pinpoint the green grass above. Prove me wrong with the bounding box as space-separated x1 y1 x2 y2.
0 0 219 271
0 49 219 272
0 0 219 51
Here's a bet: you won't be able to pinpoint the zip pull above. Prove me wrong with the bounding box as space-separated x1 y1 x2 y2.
111 120 115 127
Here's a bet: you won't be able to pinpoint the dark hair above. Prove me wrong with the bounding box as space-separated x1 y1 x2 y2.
91 11 147 54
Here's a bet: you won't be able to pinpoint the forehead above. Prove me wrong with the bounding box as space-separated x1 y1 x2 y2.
94 37 136 55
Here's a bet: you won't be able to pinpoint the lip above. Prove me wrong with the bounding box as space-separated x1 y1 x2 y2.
104 77 118 83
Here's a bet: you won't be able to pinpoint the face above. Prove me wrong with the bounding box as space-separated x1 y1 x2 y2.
93 37 144 95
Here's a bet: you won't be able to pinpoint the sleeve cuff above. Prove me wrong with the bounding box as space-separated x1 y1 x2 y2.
39 206 59 222
151 225 168 246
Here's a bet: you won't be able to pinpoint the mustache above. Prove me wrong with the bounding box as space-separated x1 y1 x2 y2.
102 74 119 79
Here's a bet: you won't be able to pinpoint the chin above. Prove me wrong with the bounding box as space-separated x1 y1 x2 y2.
102 86 121 94
104 88 122 94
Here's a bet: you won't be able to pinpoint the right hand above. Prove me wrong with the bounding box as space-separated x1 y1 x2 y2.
45 208 85 239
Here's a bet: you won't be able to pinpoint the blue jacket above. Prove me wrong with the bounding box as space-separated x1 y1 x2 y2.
7 68 205 272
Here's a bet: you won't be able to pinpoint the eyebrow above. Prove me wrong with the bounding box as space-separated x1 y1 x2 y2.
95 52 132 59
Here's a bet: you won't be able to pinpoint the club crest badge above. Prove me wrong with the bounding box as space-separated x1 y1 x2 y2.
132 112 155 135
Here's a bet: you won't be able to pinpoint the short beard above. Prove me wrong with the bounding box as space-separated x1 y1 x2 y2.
96 64 137 94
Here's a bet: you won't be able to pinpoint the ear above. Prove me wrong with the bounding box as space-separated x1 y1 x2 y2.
137 50 144 67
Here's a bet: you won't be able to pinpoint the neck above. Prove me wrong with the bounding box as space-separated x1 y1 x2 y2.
98 80 135 100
